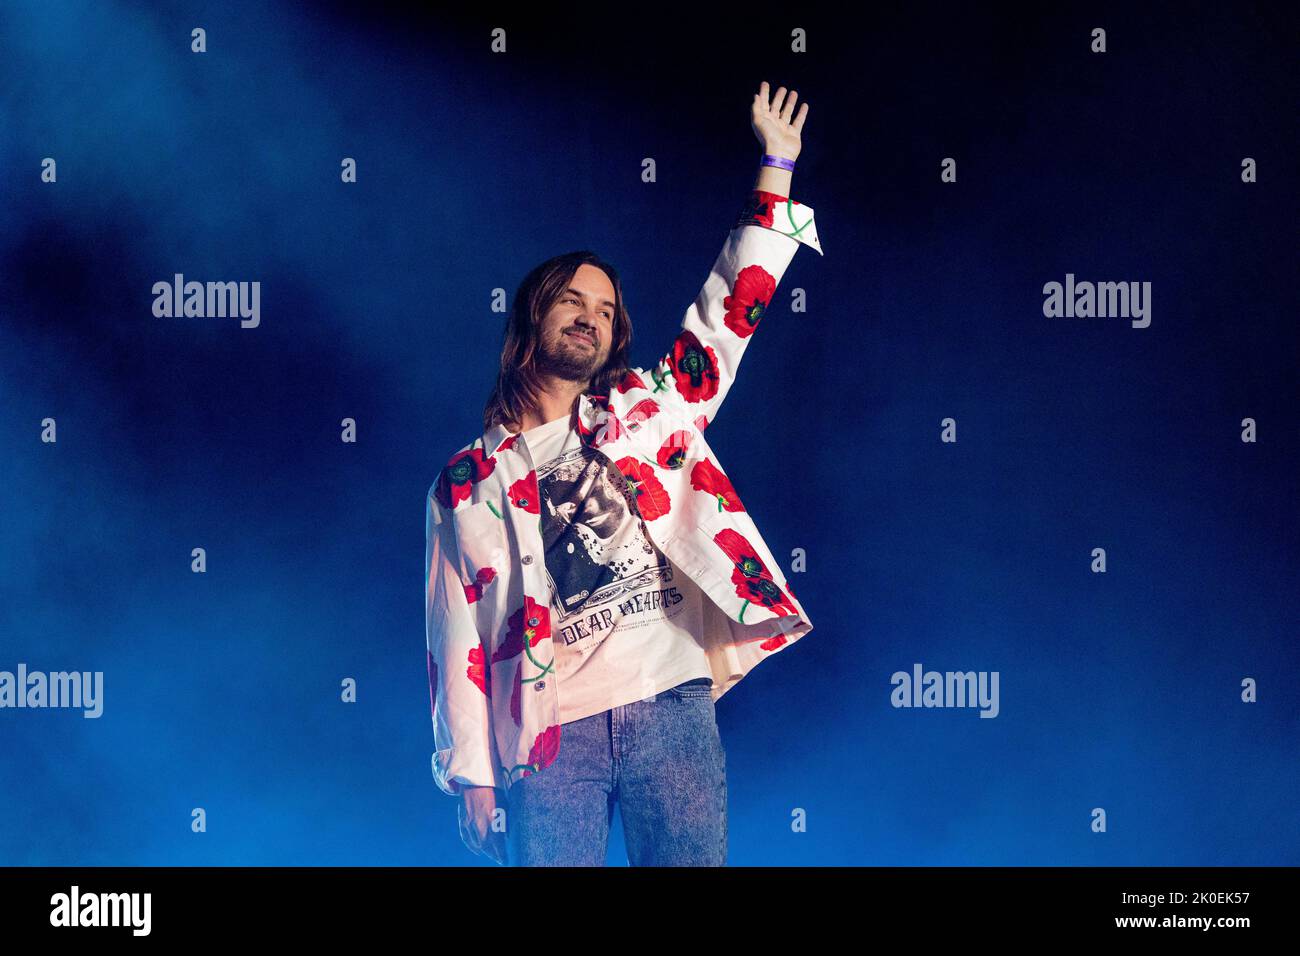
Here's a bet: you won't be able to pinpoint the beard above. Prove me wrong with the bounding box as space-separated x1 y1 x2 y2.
541 329 604 381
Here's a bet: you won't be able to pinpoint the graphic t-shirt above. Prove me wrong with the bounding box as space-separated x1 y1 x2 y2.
519 412 713 724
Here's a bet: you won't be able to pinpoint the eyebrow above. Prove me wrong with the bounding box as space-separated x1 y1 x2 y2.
565 288 616 311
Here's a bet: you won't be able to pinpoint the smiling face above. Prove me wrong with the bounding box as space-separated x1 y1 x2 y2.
537 263 616 382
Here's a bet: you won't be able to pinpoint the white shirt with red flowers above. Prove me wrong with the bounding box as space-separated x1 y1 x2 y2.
426 188 823 798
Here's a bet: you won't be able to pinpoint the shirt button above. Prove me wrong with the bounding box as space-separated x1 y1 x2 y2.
522 555 533 565
527 616 539 627
535 681 546 691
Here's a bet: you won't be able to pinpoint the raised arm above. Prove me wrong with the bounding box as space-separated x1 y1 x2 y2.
638 82 823 432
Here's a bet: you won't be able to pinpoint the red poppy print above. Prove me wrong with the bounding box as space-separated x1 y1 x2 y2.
435 447 496 509
499 433 520 454
492 595 551 664
509 472 540 514
614 457 671 521
694 414 710 432
467 643 491 697
577 394 623 449
762 613 801 651
668 330 721 404
463 566 497 604
736 189 786 229
576 410 596 445
710 528 797 618
521 725 562 776
690 458 745 512
722 263 776 339
617 370 647 393
626 398 660 425
657 430 693 470
590 409 625 449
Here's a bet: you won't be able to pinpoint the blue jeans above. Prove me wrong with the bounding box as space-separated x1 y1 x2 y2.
504 677 727 866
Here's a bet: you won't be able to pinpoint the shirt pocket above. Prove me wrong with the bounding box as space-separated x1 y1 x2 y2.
660 511 731 581
450 499 511 583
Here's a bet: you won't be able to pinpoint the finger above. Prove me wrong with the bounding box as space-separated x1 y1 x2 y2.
781 89 798 122
771 86 788 114
793 101 809 133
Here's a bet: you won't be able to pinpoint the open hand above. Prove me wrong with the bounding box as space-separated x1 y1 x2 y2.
751 80 808 161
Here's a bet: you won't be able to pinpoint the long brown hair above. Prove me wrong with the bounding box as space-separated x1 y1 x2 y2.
483 251 633 432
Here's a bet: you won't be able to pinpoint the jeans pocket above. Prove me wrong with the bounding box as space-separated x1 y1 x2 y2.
666 677 713 699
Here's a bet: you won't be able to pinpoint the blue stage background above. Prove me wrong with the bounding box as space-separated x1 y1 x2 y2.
1 1 1296 865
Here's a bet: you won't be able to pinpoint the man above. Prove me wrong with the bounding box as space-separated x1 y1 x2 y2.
425 81 824 865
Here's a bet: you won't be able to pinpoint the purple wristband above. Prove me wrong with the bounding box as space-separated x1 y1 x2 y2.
760 153 796 172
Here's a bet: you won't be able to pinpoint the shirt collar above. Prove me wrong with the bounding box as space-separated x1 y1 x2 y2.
481 391 612 458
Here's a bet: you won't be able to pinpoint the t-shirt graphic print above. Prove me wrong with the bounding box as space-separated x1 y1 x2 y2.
520 412 711 724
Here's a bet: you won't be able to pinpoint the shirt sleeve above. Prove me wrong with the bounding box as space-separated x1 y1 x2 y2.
426 490 505 796
637 189 822 432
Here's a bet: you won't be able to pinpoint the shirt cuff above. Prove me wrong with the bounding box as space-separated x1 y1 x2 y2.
735 189 823 256
432 747 504 796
